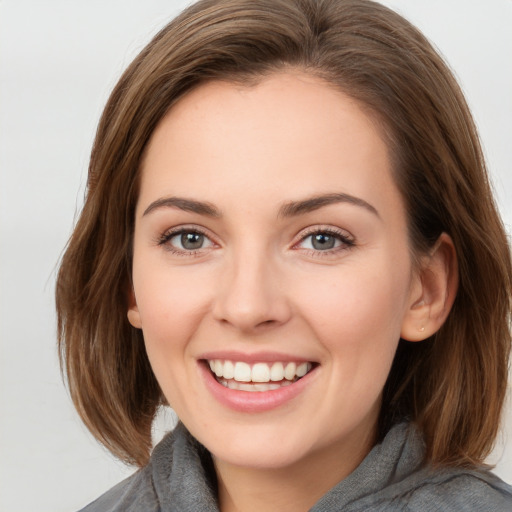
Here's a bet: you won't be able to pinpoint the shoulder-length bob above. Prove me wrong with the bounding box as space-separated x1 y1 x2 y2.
56 0 511 467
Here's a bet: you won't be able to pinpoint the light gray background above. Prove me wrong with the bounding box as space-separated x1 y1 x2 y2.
1 1 511 511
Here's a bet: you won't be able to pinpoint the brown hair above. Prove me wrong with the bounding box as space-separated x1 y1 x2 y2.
56 0 511 467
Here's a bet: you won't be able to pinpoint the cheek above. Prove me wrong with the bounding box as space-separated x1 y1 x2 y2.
294 264 411 422
295 262 410 356
132 262 214 354
133 266 215 407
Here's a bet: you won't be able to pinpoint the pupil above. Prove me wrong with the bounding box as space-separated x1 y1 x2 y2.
181 232 204 250
312 233 335 250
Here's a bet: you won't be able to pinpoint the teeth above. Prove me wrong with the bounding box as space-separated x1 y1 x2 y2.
284 362 296 380
270 362 284 381
214 360 223 377
234 362 251 382
223 360 234 379
296 362 309 377
251 363 270 382
207 359 313 384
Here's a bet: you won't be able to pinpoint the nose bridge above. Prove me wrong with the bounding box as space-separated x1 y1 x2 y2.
213 238 290 331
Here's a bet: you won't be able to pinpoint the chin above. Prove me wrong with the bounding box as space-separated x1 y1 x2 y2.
210 441 312 470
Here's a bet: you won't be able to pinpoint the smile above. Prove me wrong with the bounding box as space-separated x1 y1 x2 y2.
207 360 314 392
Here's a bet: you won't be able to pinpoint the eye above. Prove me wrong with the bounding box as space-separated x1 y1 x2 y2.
159 228 214 253
174 231 208 250
304 232 339 250
296 228 355 253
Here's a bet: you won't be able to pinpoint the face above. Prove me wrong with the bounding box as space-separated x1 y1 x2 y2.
129 73 421 473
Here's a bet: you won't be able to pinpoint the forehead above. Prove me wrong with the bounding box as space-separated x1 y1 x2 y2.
145 72 384 155
137 72 402 221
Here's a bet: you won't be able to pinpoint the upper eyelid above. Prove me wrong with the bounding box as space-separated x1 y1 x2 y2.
292 226 356 252
157 225 217 246
162 224 213 237
295 225 354 241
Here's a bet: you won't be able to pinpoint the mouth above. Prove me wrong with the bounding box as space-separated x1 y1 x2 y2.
206 359 316 392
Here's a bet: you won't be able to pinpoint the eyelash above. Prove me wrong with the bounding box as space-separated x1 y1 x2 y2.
157 226 215 257
157 226 356 257
294 226 356 257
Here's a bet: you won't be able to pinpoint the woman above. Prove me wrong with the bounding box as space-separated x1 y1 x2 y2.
56 0 512 510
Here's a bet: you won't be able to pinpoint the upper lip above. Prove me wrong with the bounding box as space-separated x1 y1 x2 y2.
198 350 318 364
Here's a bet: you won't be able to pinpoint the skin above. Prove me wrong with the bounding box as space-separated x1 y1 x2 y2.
128 72 456 512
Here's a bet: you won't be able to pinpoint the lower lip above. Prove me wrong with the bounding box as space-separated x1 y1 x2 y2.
199 361 317 413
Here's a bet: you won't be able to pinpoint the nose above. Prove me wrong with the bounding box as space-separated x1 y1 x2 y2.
212 246 292 333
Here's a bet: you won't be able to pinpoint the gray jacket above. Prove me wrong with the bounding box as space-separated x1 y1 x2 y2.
80 422 512 511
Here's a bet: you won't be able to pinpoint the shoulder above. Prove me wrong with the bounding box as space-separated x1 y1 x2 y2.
77 427 180 512
76 422 218 512
78 466 159 512
384 423 512 511
353 467 512 512
395 468 512 512
336 422 512 512
345 467 512 512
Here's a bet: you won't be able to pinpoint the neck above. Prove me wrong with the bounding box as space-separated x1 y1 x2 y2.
213 424 376 512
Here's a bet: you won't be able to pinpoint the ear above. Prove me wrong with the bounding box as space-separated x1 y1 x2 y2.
401 233 458 342
127 286 142 329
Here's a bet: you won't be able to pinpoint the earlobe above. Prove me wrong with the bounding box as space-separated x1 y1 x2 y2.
127 288 142 329
401 233 458 342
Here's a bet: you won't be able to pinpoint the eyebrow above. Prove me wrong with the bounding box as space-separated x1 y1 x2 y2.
142 192 379 219
278 193 380 218
142 197 221 217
